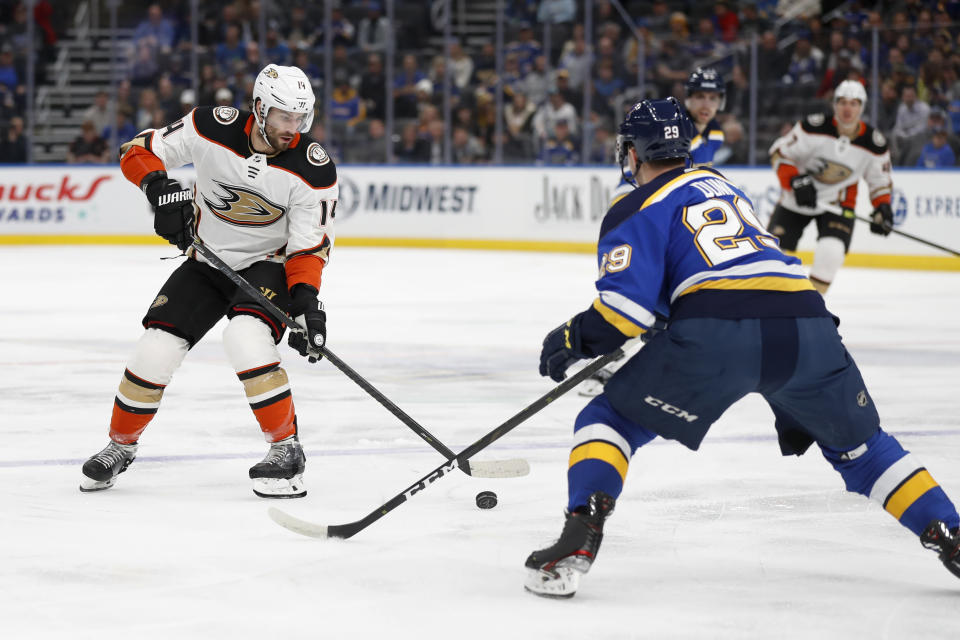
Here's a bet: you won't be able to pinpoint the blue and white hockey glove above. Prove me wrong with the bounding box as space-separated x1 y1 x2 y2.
539 315 588 382
287 284 326 363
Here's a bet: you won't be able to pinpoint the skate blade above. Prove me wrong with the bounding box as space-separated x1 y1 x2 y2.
252 474 306 499
79 476 116 492
523 567 580 598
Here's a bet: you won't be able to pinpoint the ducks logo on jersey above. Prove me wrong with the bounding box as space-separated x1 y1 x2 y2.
202 180 287 226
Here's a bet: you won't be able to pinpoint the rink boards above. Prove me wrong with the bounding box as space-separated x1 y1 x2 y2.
0 164 957 270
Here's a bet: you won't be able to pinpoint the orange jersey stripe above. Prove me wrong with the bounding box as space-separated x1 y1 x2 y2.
120 145 165 188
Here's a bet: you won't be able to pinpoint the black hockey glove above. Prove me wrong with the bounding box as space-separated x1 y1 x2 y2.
143 175 194 251
539 315 588 382
287 284 326 363
790 174 817 209
870 202 894 236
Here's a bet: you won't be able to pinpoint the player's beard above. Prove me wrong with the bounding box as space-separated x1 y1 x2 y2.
264 125 294 152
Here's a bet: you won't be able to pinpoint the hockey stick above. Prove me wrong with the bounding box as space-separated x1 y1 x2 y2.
853 215 960 258
267 348 625 540
190 238 529 479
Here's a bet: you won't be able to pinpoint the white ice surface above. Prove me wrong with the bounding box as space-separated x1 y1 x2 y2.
2 245 959 639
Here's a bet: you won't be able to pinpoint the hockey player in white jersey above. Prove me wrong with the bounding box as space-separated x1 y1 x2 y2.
79 64 337 498
767 80 894 294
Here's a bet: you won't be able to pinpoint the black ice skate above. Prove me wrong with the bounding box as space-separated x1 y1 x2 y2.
524 491 616 598
79 441 138 492
920 519 960 579
249 435 306 498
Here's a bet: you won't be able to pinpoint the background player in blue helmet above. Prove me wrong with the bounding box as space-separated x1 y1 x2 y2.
524 97 960 599
582 68 728 397
684 67 726 167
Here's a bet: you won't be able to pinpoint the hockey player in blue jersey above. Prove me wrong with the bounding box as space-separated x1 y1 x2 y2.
524 97 960 599
684 66 726 167
580 68 729 398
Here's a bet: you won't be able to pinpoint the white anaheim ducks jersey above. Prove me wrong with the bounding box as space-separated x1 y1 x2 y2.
770 113 892 215
126 106 337 271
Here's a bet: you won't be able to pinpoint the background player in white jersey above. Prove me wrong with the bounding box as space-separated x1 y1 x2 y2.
581 68 728 397
767 80 894 295
525 97 960 599
79 64 338 498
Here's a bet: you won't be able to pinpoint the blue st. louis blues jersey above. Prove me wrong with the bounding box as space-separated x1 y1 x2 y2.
578 167 829 355
688 117 724 167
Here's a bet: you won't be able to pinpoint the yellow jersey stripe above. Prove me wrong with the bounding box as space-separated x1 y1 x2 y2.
885 469 939 520
569 441 630 482
640 170 722 211
679 275 815 296
592 298 645 337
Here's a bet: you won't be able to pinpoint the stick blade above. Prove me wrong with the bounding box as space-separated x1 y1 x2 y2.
465 457 530 478
268 507 330 539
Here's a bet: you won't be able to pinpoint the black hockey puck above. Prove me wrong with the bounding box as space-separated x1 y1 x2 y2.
475 490 498 509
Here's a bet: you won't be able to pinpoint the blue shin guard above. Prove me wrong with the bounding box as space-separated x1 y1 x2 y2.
567 395 657 511
821 429 959 536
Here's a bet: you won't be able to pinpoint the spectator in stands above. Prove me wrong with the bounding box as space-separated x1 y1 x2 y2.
507 23 542 76
893 85 931 143
0 44 19 92
655 40 693 97
129 39 161 87
558 24 589 90
505 90 537 141
394 53 425 118
592 59 624 120
215 87 234 108
178 89 196 117
877 79 901 135
331 45 360 86
133 4 176 54
330 69 367 136
156 76 181 122
394 121 429 163
135 89 159 131
818 50 858 99
916 127 956 168
423 118 445 164
0 115 26 164
67 121 109 164
241 40 262 78
668 12 690 42
324 7 356 47
554 68 581 112
348 118 388 164
293 48 322 90
522 55 550 107
101 106 136 149
900 108 959 166
589 125 615 164
917 49 947 107
264 28 291 66
357 1 389 54
414 78 436 117
781 32 821 88
539 119 578 165
359 53 386 121
713 2 739 43
452 126 486 164
533 89 578 142
448 40 475 92
81 90 112 136
215 24 246 73
738 2 771 36
715 117 748 165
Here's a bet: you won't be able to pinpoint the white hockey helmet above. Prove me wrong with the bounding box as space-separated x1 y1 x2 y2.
252 64 316 140
834 80 867 106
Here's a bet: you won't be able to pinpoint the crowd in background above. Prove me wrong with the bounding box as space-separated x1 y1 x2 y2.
2 0 960 168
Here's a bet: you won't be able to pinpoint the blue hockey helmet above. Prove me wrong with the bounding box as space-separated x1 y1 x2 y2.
685 67 726 109
616 97 695 167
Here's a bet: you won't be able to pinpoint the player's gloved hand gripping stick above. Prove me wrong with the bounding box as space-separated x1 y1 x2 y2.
190 238 529 480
